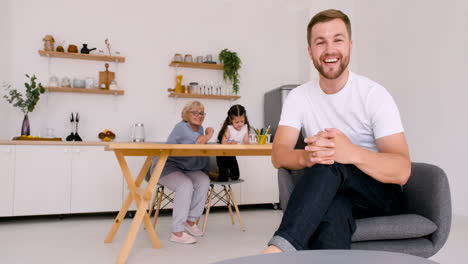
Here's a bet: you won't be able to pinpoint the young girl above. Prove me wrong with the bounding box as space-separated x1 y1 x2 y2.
216 104 251 181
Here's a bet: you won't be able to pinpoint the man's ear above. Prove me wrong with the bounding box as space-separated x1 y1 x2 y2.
307 45 313 60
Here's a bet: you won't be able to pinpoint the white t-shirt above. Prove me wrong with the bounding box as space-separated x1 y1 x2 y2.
279 71 403 152
227 124 248 143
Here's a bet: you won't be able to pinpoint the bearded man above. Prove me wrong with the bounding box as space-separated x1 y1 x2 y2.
263 9 411 253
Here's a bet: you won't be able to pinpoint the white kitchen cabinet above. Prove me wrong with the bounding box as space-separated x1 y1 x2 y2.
14 145 72 216
237 156 278 205
1 142 279 217
0 145 15 216
12 145 126 216
70 146 123 213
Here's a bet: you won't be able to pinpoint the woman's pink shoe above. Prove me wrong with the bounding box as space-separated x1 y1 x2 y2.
184 222 204 237
170 232 197 244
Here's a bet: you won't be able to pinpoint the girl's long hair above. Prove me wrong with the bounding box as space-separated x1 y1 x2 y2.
217 104 250 143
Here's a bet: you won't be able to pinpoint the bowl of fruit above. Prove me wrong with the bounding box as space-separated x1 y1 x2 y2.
98 129 116 142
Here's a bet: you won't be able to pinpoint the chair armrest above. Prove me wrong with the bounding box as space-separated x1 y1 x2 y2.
277 168 304 211
403 162 451 253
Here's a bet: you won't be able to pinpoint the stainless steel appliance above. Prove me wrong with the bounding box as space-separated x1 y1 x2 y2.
264 84 305 148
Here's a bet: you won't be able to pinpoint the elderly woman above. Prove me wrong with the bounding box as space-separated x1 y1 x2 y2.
147 101 214 244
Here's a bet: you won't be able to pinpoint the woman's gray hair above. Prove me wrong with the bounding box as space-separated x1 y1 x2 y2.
181 100 204 121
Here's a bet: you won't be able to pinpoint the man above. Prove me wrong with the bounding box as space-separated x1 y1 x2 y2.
263 9 411 253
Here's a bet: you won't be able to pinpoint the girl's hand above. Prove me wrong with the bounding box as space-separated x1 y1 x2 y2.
226 139 236 144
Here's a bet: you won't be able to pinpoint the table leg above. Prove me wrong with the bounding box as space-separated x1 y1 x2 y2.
105 156 154 243
116 152 169 264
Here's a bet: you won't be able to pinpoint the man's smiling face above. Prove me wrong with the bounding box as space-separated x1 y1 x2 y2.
308 18 352 80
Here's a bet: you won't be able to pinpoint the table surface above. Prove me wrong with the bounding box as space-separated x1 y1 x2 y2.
105 143 272 156
212 250 438 264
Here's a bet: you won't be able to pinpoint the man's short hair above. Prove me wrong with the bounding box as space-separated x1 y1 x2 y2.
307 9 352 46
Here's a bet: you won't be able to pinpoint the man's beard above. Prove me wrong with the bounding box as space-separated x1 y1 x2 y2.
312 52 350 80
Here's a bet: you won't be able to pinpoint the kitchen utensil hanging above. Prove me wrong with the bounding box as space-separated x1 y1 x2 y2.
66 113 75 141
66 112 83 141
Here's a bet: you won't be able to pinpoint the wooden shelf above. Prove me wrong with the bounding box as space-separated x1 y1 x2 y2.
169 61 223 70
38 50 126 63
168 92 240 100
46 87 124 95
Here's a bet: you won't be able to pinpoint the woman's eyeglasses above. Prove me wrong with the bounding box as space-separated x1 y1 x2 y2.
190 111 206 117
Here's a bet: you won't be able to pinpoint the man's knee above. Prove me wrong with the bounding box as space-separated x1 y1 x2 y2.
300 163 344 186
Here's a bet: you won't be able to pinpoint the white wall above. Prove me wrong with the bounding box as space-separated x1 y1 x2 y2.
353 0 468 216
1 0 310 142
0 0 12 139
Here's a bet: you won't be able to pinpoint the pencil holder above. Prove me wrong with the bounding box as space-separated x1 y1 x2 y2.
256 134 271 145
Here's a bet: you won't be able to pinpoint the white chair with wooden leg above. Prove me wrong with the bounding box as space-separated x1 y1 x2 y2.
202 178 245 233
148 184 174 227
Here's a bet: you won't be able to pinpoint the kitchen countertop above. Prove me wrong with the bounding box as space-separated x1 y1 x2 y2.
0 140 139 146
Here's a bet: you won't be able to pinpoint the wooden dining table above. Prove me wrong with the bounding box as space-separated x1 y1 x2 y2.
103 143 272 264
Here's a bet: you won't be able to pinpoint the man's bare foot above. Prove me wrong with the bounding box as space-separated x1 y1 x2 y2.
262 245 283 254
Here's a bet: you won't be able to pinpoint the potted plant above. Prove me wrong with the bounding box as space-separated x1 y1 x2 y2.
3 74 45 136
219 48 242 94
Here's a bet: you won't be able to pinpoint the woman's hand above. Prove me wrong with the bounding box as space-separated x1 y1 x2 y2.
197 127 215 144
205 127 214 138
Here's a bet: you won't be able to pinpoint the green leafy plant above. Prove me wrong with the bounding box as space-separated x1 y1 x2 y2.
219 48 242 94
3 74 45 114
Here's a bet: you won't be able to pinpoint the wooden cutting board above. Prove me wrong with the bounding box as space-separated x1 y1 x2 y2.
13 136 62 141
99 63 115 89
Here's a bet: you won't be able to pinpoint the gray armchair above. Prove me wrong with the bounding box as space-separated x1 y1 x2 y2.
278 162 451 258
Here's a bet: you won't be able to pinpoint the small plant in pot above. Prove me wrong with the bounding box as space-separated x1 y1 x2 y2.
3 74 45 136
219 48 242 95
